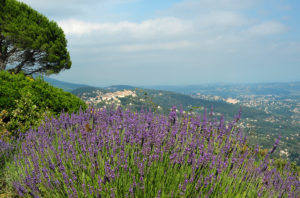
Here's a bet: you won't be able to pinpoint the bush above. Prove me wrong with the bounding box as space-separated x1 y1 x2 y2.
0 71 87 137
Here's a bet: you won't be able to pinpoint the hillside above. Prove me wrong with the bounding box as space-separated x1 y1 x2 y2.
36 76 91 92
147 82 300 126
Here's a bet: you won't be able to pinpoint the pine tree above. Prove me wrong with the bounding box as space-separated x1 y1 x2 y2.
0 0 71 75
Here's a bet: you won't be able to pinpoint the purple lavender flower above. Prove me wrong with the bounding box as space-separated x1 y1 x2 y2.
8 106 299 198
13 181 27 196
269 135 281 154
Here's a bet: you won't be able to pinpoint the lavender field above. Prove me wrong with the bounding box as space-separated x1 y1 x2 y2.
1 106 299 197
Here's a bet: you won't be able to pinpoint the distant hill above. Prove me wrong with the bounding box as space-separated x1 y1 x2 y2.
71 86 250 117
146 81 300 97
71 86 291 126
104 85 137 91
39 77 137 93
35 76 92 92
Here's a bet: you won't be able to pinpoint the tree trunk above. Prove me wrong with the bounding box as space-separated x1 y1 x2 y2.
0 59 6 70
0 34 8 70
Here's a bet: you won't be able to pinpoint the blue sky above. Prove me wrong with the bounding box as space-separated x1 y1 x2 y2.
20 0 300 86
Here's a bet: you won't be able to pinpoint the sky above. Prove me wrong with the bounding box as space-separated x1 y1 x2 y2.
19 0 300 86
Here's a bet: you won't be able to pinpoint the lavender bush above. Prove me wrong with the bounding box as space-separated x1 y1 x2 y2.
0 138 14 195
6 106 299 197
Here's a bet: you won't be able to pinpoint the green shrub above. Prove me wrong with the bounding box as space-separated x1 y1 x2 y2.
5 91 46 136
0 71 87 137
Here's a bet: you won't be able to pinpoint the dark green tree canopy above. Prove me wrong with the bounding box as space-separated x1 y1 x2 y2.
0 0 71 75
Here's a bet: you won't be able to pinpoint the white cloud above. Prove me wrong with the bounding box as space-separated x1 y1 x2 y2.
60 15 289 56
59 17 196 51
59 11 247 40
246 21 288 36
58 17 192 39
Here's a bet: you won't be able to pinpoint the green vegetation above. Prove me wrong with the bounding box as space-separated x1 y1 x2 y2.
0 0 71 75
0 71 86 137
71 86 272 122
